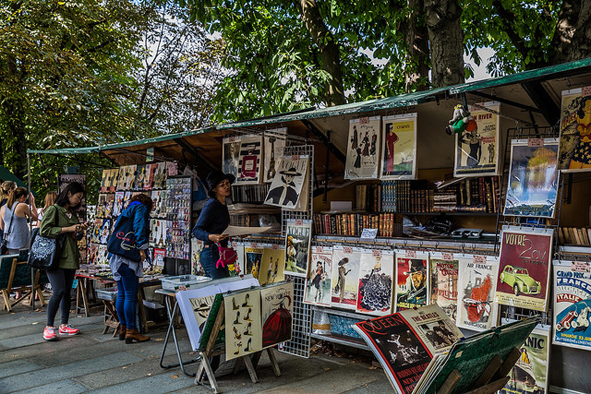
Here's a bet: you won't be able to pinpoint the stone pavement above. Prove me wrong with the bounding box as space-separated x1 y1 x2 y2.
0 299 391 393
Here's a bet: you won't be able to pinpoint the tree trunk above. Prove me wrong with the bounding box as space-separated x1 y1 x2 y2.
424 0 464 88
296 0 346 106
552 0 591 63
404 0 430 92
1 98 28 179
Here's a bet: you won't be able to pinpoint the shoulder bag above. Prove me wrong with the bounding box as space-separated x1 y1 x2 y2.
216 240 238 269
28 207 66 271
0 202 18 255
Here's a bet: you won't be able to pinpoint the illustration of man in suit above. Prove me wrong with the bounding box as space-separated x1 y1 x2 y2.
265 167 302 206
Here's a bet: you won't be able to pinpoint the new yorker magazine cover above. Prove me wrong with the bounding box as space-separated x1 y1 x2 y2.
495 227 553 311
395 252 430 311
331 246 361 310
304 246 333 306
380 113 417 180
357 249 394 316
558 86 591 171
261 282 294 348
553 260 591 351
429 253 459 321
503 138 559 218
457 255 499 331
345 116 381 179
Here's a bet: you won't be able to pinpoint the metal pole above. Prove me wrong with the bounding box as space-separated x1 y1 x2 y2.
27 152 35 312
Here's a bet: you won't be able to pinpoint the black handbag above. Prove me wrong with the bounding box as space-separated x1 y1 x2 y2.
28 211 66 271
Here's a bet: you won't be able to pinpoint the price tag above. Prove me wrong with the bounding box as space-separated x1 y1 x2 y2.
442 252 454 261
360 117 369 124
372 250 382 258
360 228 378 239
272 244 279 250
316 246 324 253
295 219 303 226
343 246 353 254
251 243 258 249
572 261 590 272
405 250 416 258
583 86 591 97
292 155 300 161
228 136 235 142
473 255 486 264
528 138 544 147
232 241 237 248
178 285 187 292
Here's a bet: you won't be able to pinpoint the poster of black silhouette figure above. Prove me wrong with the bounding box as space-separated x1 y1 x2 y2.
225 288 262 360
345 116 381 179
263 127 287 183
264 156 309 209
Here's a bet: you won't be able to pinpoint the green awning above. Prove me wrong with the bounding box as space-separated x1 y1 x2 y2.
0 165 27 188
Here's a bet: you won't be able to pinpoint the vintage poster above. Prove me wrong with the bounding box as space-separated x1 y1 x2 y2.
134 164 146 190
503 138 559 218
457 255 499 331
153 162 167 189
380 113 417 180
236 134 262 185
176 285 218 350
112 191 124 218
495 227 553 311
144 163 155 190
330 246 361 310
553 260 591 351
395 252 430 311
558 87 591 171
244 244 264 279
261 281 294 348
500 327 550 394
429 253 459 321
108 168 119 192
284 220 312 277
225 288 263 360
356 249 394 316
100 169 109 192
190 238 205 276
151 189 167 218
304 246 333 306
234 242 245 277
264 155 309 209
345 116 381 179
222 135 242 180
263 127 287 183
454 101 500 177
259 246 285 285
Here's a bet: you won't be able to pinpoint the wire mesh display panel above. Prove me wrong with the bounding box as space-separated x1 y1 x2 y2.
281 144 314 234
278 274 311 358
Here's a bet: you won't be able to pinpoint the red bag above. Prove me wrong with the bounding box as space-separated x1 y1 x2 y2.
216 243 238 268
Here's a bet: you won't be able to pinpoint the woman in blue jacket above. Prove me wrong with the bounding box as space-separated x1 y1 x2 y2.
107 193 152 344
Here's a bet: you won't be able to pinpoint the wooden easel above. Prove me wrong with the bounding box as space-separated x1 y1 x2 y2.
194 302 282 393
437 347 521 394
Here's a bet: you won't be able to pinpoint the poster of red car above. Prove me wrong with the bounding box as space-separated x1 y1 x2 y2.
495 226 553 311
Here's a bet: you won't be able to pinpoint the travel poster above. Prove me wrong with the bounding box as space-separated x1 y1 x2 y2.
264 155 309 209
454 101 500 177
429 253 459 321
503 138 559 218
457 254 499 331
259 246 285 285
345 116 381 179
380 113 417 180
330 246 361 310
395 252 430 311
263 127 287 183
283 220 312 277
225 288 263 361
261 281 294 348
553 260 591 351
222 135 241 180
495 227 553 311
236 134 262 185
304 246 333 306
558 86 591 171
356 249 394 316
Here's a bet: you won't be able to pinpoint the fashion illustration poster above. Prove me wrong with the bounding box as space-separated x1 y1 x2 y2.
244 244 264 279
330 246 361 310
395 252 430 311
380 113 417 180
553 260 591 351
264 155 309 209
236 134 262 185
503 138 559 218
224 288 263 360
283 220 312 277
263 127 287 183
304 246 333 306
495 226 553 312
222 135 242 180
558 86 591 171
500 326 550 394
454 101 500 177
457 255 499 331
345 116 381 179
261 282 294 348
259 246 285 285
356 249 394 316
429 253 459 321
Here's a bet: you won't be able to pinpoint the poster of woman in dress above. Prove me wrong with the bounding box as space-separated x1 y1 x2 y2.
380 113 417 180
263 127 287 183
503 138 559 218
304 246 333 306
457 255 499 331
236 135 262 185
261 282 294 348
330 246 361 310
356 249 394 316
264 156 309 209
558 87 591 171
283 220 312 277
222 135 242 180
454 102 500 177
345 116 381 179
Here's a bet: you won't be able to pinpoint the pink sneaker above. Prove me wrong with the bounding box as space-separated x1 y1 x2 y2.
59 324 80 336
43 326 58 341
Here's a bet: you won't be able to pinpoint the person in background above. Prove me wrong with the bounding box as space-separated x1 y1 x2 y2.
40 182 90 341
192 170 235 279
0 181 17 243
34 191 57 227
107 193 152 344
0 187 38 254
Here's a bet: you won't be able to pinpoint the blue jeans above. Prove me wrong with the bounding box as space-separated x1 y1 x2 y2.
116 263 139 330
200 247 229 279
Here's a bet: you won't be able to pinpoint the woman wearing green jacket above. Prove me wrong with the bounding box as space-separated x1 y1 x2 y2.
40 182 91 341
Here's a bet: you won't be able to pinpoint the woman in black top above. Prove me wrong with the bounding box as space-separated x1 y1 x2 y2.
192 170 235 279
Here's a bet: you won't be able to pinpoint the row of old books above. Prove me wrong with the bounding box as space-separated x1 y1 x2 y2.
231 183 271 203
354 183 382 212
313 212 402 237
558 226 591 246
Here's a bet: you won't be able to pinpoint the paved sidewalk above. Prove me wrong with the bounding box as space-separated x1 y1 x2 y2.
0 299 391 393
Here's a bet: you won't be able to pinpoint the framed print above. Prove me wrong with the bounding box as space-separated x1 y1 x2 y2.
345 116 381 179
380 113 417 180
